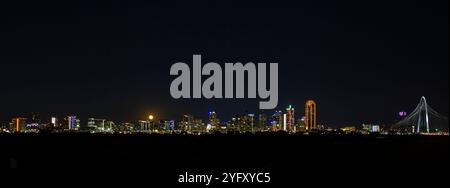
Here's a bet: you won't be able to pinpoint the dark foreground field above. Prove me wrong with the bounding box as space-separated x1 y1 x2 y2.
0 133 448 168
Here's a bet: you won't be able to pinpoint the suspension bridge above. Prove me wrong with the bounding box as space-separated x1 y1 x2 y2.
392 96 448 133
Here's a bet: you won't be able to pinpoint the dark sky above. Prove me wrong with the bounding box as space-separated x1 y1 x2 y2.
0 1 448 127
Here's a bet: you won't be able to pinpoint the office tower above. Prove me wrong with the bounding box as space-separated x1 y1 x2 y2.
258 113 267 131
31 112 41 124
271 110 283 131
227 117 239 132
119 122 135 132
297 117 306 132
105 121 115 132
236 113 254 133
51 117 58 127
75 119 81 129
87 118 108 132
67 116 77 130
11 118 27 133
247 114 255 133
181 114 194 132
192 119 205 133
286 105 295 132
163 120 175 131
305 100 317 130
208 111 220 132
138 120 151 132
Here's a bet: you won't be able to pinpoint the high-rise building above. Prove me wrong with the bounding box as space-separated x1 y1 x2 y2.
87 118 109 132
67 116 78 130
117 122 135 132
192 119 205 133
138 120 151 132
105 121 115 132
235 113 255 133
286 105 295 132
75 119 81 129
11 118 27 133
31 112 41 124
163 120 175 131
297 117 306 132
208 111 220 132
180 114 205 133
226 113 254 133
258 113 267 131
227 117 239 132
247 114 255 133
362 123 381 133
181 114 194 131
271 110 283 131
305 100 317 131
0 123 7 132
51 117 58 127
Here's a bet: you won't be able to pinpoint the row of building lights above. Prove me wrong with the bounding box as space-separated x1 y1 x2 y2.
4 100 318 133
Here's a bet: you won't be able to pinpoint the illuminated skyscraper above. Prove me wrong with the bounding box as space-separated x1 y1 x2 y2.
67 116 77 130
51 117 57 127
258 112 267 131
88 118 108 132
208 111 220 132
235 113 255 133
193 119 205 133
305 100 317 131
271 110 283 131
163 120 175 131
105 121 115 132
286 105 295 132
181 114 194 131
247 114 255 133
118 122 135 132
297 116 306 132
11 118 27 133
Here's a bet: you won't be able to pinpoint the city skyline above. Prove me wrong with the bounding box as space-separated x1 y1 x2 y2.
0 0 448 173
0 98 405 126
1 1 448 128
2 96 448 134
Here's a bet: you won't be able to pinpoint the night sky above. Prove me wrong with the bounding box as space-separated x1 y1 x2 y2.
1 1 448 127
